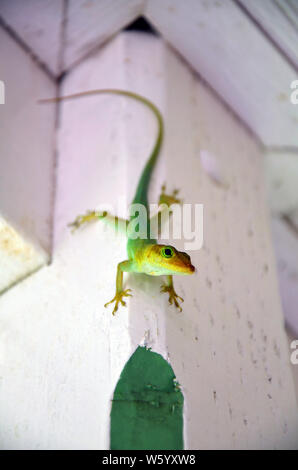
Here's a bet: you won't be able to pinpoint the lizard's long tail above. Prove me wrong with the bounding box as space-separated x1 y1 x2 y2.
40 89 164 211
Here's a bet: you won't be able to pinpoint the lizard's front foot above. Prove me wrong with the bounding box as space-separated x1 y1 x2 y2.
68 210 107 232
104 289 132 315
160 283 184 312
158 183 182 207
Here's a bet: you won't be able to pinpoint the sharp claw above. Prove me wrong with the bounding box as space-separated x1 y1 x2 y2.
105 289 132 315
123 289 132 298
161 284 183 312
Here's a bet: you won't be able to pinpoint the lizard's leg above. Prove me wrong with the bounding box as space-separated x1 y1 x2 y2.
160 275 184 312
69 210 128 234
158 183 182 207
104 260 133 315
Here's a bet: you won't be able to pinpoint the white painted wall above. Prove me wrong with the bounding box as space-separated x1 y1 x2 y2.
0 0 64 76
0 26 55 291
0 32 297 449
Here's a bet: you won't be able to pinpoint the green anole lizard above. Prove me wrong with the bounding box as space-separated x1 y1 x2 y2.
41 90 195 314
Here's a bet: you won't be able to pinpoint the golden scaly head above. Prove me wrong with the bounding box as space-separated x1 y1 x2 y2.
142 244 195 276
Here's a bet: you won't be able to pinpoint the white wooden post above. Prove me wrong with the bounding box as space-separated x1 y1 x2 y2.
0 30 297 449
0 26 55 293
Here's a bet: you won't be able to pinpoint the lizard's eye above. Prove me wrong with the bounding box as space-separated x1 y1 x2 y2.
161 246 174 258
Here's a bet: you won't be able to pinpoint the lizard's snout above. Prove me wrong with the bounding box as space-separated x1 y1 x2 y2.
179 251 195 274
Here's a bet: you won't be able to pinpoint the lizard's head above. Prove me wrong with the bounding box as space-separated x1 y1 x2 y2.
144 244 195 276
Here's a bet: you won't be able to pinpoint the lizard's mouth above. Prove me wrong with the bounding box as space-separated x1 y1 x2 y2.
177 252 195 274
183 263 195 274
173 261 196 275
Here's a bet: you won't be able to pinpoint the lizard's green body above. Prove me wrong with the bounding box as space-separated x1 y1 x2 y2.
42 89 195 314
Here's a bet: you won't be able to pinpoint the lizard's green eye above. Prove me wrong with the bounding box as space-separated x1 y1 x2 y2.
161 247 174 258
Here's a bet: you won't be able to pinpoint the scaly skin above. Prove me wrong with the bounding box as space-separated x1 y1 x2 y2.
41 89 195 314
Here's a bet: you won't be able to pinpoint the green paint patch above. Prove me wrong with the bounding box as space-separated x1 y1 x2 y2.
110 346 184 450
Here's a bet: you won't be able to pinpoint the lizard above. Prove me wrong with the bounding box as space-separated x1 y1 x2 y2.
41 89 195 314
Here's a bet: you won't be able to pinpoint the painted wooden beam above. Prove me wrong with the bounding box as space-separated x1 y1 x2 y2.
271 217 298 337
1 0 298 149
0 26 55 290
0 0 64 76
63 0 145 70
145 0 298 147
0 216 47 294
237 0 298 70
0 0 145 76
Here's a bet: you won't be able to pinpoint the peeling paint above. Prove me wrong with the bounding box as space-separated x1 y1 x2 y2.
0 217 47 294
